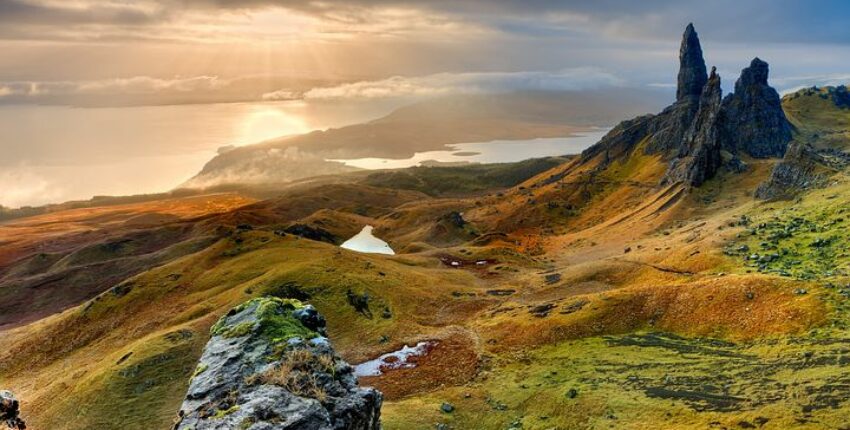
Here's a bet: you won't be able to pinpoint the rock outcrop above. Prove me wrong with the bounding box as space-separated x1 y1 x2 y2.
721 58 794 158
581 24 793 188
663 67 723 186
174 298 382 430
677 23 709 102
0 391 25 430
754 142 829 200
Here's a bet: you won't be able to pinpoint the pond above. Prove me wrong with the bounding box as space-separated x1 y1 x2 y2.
353 341 438 377
328 129 610 170
340 225 395 255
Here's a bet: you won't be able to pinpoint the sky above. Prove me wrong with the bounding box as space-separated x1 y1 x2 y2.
1 0 850 106
2 0 850 208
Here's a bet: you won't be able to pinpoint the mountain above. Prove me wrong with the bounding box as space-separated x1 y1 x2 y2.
3 24 850 430
181 90 667 189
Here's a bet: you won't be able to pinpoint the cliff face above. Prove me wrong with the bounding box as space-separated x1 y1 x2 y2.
174 298 382 430
754 142 827 199
581 24 793 187
721 58 794 158
663 67 723 186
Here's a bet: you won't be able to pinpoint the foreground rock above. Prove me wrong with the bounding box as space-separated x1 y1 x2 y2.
174 298 382 430
0 391 25 430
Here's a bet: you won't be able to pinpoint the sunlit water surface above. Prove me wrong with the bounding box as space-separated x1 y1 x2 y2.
329 129 610 169
0 101 392 208
340 226 395 255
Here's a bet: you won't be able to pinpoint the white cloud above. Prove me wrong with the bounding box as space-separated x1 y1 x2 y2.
0 165 64 208
0 75 227 98
261 89 300 101
773 73 850 95
295 69 623 100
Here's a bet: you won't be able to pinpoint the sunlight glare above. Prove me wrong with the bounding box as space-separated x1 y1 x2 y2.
236 106 310 146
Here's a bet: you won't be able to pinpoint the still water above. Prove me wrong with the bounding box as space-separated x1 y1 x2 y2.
340 226 395 255
0 101 392 207
330 129 609 170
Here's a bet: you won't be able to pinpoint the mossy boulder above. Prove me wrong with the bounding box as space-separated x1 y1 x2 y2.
175 297 381 430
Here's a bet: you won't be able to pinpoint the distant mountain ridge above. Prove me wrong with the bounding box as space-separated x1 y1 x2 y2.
180 90 667 190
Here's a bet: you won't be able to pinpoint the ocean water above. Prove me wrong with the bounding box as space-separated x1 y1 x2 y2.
329 129 609 170
0 101 392 208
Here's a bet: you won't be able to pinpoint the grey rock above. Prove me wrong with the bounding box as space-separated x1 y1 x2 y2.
677 23 708 102
721 58 793 158
663 67 724 186
0 391 26 430
581 25 792 189
755 142 829 200
174 298 381 430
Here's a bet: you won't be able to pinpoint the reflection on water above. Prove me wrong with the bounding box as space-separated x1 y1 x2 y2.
340 226 395 255
329 129 610 170
0 101 393 207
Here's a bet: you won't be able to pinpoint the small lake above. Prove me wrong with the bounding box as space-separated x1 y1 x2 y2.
353 341 437 377
329 129 609 170
340 226 395 255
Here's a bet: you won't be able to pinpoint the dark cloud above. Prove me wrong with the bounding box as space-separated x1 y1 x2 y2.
0 0 166 26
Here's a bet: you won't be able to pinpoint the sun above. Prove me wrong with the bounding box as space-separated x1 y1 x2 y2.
237 105 310 146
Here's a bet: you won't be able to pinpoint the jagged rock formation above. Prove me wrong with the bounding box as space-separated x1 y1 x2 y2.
755 142 830 200
677 23 708 102
581 24 793 188
663 67 723 186
0 391 25 430
721 58 794 158
174 298 382 430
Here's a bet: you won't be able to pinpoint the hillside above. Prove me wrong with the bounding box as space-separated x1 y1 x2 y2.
2 24 850 430
181 90 666 189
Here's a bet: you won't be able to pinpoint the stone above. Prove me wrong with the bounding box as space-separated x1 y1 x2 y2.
174 297 382 430
677 23 708 102
284 224 337 244
440 403 455 413
581 24 793 189
663 67 724 186
0 391 26 430
755 142 830 200
721 58 793 158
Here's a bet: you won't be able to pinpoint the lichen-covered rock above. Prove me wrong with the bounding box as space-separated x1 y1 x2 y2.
755 142 830 200
174 298 382 430
0 391 26 430
721 58 793 158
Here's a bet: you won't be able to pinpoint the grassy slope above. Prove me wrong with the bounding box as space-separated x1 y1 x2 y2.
3 97 850 429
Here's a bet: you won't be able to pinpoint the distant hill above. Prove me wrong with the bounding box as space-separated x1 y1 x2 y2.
181 90 667 189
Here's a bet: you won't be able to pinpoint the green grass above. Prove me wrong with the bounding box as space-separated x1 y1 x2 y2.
362 157 569 196
384 332 850 430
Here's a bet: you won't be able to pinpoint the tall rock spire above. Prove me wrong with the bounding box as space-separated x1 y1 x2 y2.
663 66 723 186
676 23 708 102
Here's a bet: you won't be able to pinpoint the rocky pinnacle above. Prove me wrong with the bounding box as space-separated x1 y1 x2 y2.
677 23 708 102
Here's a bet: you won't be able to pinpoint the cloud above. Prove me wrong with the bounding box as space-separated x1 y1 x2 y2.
772 73 850 95
0 76 230 103
0 165 64 208
295 69 623 100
